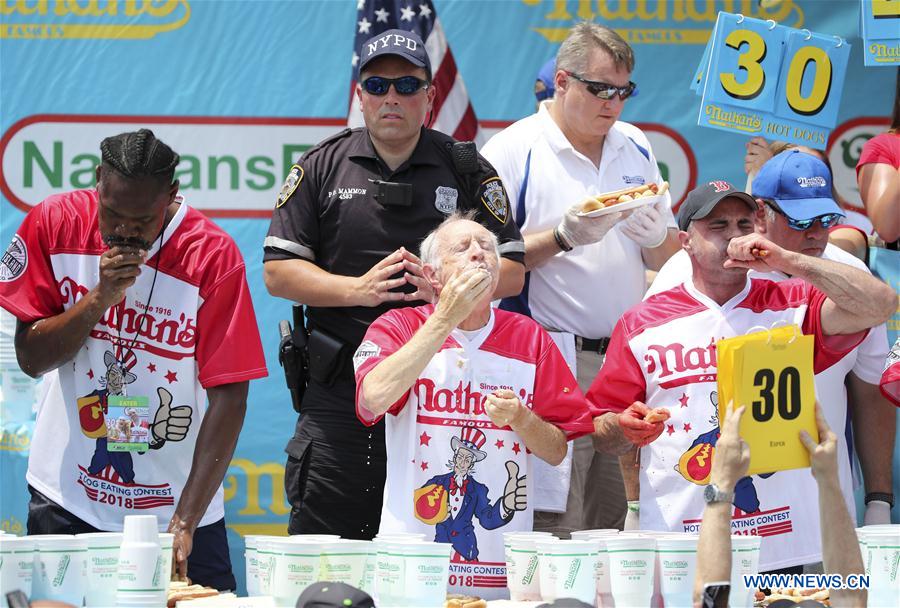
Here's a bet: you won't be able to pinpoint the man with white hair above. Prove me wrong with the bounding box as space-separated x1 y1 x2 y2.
352 214 628 599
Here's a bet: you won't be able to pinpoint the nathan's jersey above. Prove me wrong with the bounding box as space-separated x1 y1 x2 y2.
587 277 864 570
354 305 595 599
0 190 267 531
645 245 889 522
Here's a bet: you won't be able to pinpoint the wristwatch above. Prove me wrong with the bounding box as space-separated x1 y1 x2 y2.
704 483 734 505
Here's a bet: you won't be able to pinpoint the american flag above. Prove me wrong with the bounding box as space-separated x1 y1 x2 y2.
349 0 483 145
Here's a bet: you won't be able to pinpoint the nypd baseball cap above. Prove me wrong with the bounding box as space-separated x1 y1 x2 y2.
751 150 843 220
676 180 757 231
358 29 432 80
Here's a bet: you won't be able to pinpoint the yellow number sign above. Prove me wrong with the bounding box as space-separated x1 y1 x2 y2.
716 325 818 475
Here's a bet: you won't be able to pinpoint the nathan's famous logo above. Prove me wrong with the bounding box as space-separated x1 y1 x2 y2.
57 277 196 349
826 117 891 211
413 378 534 416
643 338 718 379
223 458 291 538
1 0 190 39
868 42 900 63
524 0 804 44
704 104 763 134
52 554 70 587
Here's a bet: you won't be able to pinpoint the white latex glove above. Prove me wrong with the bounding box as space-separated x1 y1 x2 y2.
620 200 669 248
556 203 622 249
624 501 640 530
864 500 892 525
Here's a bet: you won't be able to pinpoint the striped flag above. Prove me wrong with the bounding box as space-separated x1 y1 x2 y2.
349 0 484 145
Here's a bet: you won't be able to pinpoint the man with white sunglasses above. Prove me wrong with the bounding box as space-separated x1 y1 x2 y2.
264 29 525 540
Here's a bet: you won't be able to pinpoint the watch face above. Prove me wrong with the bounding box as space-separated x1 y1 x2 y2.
704 484 717 503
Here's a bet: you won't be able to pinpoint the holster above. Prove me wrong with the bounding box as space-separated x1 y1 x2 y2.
307 326 349 387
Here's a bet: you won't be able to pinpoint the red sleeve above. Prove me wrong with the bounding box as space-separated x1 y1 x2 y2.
196 264 268 388
353 311 414 426
881 340 900 407
856 132 900 175
585 319 647 415
0 202 64 323
800 285 867 374
529 328 596 440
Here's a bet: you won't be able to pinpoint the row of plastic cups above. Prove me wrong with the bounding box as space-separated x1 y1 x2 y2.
855 524 900 607
0 525 173 607
373 533 452 608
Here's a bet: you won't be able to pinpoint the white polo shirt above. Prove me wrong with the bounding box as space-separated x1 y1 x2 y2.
481 101 675 340
645 244 889 520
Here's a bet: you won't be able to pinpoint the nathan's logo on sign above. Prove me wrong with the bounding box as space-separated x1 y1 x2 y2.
0 114 347 218
704 104 763 134
826 116 891 212
0 0 191 39
481 120 697 207
524 0 804 44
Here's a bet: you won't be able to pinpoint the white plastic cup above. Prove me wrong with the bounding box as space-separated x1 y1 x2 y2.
729 535 762 608
319 540 372 589
855 527 871 577
26 534 70 600
373 532 427 541
570 529 619 541
505 535 544 601
374 539 406 607
605 535 657 608
397 541 452 608
117 515 163 607
268 537 322 607
289 534 341 542
536 539 599 604
243 534 275 597
655 534 699 608
159 532 174 594
861 526 900 607
254 536 283 598
122 514 159 544
31 534 87 605
77 532 122 607
0 536 34 607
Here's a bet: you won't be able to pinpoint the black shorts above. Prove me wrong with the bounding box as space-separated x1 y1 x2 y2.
284 378 386 539
27 485 236 590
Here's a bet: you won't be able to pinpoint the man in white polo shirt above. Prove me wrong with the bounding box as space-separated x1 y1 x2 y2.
481 22 680 535
646 151 896 530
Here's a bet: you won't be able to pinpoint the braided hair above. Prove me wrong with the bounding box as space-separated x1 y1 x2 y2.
99 129 179 185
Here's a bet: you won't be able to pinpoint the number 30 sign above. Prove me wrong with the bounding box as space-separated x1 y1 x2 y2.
697 12 850 148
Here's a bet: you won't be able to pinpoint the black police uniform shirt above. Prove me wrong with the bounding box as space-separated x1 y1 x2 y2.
263 127 525 350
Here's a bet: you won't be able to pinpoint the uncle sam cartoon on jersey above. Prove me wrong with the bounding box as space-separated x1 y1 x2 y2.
413 426 526 561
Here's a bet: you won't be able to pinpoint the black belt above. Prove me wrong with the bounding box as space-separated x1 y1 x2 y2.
576 336 611 354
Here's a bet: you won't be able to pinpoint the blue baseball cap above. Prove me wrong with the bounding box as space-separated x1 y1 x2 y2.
535 58 556 102
751 150 843 220
358 29 432 80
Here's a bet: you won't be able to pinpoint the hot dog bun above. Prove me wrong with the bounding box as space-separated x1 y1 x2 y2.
581 182 668 212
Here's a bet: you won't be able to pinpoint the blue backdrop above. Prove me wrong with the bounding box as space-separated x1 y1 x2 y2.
1 0 896 595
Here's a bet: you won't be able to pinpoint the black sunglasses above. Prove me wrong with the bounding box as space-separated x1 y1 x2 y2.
765 201 843 231
566 71 638 100
361 76 429 96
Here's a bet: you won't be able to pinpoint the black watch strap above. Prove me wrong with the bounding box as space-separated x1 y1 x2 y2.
864 492 895 507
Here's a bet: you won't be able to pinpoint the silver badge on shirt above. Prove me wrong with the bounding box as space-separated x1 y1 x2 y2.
434 186 458 215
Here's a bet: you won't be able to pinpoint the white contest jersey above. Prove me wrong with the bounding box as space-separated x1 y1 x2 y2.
645 245 890 520
587 277 864 570
0 190 267 531
354 305 596 600
481 104 675 338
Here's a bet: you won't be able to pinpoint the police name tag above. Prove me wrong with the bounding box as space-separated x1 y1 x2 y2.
695 12 850 148
106 395 151 452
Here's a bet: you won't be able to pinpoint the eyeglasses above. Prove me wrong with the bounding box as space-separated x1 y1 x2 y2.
766 201 844 231
361 76 429 96
565 71 637 100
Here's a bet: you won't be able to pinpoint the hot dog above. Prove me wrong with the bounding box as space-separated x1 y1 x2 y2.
644 407 671 424
581 181 669 213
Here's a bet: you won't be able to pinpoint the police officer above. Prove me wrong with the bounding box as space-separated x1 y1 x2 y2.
263 29 525 539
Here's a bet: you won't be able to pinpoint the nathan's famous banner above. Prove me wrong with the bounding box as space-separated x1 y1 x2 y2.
1 0 896 593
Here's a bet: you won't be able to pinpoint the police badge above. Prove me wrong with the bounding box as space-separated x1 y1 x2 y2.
276 164 304 208
479 177 508 223
434 186 458 214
